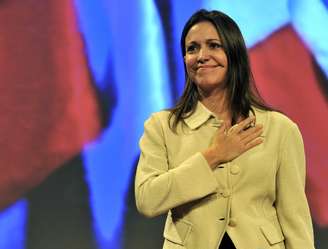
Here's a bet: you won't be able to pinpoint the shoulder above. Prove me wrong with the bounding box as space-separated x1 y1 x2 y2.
254 108 303 147
269 111 298 129
254 108 302 142
143 110 171 130
254 108 298 130
151 109 171 120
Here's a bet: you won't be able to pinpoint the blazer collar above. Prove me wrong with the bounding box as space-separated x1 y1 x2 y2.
184 101 219 130
183 102 265 130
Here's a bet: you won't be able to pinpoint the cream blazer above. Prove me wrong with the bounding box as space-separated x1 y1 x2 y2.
135 102 314 249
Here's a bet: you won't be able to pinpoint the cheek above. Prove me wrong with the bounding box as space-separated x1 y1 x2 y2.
220 53 228 67
184 56 196 75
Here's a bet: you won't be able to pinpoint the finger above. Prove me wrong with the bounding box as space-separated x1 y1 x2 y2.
240 124 263 140
244 137 263 151
242 127 263 144
227 123 239 135
233 116 256 134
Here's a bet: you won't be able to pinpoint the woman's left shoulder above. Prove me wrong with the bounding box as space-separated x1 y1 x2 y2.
254 108 299 130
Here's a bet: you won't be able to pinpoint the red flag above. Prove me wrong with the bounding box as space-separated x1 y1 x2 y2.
0 0 102 209
250 25 328 225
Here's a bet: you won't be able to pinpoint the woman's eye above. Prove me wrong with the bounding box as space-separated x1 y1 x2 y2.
209 43 222 49
186 45 197 53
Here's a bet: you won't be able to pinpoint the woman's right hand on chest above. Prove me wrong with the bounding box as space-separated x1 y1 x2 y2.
202 116 263 169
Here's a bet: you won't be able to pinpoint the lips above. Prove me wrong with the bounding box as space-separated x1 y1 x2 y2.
195 63 224 70
198 65 215 69
196 65 217 71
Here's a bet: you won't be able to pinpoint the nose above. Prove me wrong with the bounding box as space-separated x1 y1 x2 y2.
197 47 210 63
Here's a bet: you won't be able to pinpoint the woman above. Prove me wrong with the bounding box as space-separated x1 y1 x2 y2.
135 9 315 249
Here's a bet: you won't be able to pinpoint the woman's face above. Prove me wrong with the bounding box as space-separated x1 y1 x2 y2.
184 21 228 92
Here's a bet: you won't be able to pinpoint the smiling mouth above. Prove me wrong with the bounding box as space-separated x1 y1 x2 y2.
196 63 224 70
197 66 217 71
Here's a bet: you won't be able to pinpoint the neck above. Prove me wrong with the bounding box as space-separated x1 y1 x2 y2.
198 87 231 124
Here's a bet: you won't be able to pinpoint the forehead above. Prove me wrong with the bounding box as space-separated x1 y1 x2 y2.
185 21 221 43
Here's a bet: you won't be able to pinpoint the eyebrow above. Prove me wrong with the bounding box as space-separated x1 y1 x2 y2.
186 38 221 45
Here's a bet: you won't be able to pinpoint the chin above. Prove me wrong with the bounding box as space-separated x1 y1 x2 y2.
196 79 224 89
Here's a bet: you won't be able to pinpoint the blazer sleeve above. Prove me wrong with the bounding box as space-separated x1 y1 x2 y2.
135 114 218 217
276 123 315 249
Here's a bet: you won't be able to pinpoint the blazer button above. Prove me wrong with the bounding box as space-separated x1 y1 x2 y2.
228 218 237 227
230 164 240 175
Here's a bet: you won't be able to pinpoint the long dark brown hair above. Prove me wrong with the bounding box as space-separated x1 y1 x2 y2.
168 9 273 131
